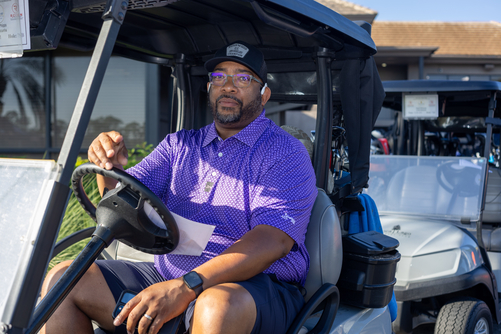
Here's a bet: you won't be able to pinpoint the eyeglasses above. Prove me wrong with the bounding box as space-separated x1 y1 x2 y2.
208 72 263 88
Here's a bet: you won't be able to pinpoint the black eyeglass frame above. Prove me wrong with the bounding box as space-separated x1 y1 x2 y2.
208 72 263 88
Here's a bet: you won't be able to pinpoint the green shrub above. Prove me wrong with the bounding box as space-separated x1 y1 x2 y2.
48 142 154 271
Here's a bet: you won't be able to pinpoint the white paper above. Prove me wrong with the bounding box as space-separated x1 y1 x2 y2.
0 0 23 57
144 202 215 256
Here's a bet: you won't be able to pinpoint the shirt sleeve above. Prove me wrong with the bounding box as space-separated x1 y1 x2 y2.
249 146 317 245
125 134 177 201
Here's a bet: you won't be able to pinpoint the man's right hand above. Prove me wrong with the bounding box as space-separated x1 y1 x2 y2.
88 131 129 170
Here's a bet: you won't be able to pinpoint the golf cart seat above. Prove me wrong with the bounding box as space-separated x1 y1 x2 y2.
484 167 501 224
106 189 343 300
100 187 342 331
468 166 501 252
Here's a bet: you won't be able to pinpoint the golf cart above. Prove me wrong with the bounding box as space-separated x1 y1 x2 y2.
365 80 501 333
0 1 398 333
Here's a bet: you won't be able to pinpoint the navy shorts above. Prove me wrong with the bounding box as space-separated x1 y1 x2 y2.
95 260 304 334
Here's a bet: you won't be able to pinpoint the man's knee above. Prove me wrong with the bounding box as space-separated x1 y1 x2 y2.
192 283 256 333
42 260 73 296
197 283 254 312
42 261 107 300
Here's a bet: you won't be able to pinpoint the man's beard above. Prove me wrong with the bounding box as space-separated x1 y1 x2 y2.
208 91 262 125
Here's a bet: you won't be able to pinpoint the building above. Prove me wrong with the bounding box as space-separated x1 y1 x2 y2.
373 21 501 81
316 0 501 82
314 0 377 23
1 0 500 158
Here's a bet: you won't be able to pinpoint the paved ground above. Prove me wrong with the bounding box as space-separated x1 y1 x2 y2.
412 323 501 333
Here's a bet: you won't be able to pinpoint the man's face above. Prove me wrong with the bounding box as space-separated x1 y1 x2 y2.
207 61 264 126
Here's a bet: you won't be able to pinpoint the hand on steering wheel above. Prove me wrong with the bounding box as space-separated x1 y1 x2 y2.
72 163 179 254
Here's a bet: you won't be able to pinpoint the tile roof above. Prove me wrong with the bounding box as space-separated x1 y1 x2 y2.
372 21 501 57
315 0 377 16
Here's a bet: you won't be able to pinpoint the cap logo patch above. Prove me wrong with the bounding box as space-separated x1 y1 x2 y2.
226 43 249 58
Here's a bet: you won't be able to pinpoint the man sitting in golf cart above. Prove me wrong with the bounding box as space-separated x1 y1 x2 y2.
41 41 317 334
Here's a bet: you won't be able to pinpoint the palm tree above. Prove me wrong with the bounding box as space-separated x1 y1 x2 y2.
0 57 45 130
0 56 64 148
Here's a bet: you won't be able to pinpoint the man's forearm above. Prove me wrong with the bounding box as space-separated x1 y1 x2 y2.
193 224 295 291
96 174 119 197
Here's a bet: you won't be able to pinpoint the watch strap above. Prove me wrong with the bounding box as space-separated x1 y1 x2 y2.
192 283 203 298
183 271 204 298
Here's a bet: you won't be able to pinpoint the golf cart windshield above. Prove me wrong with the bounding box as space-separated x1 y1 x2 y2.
366 155 488 222
0 159 59 318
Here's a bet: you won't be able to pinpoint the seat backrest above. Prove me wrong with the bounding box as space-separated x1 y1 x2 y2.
385 165 450 214
116 242 155 262
303 189 343 302
484 167 501 223
101 239 154 262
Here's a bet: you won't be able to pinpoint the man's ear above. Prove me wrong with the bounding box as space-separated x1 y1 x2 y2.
260 83 267 95
261 85 271 106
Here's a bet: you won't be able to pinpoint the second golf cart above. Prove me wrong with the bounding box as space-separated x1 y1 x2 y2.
366 80 501 334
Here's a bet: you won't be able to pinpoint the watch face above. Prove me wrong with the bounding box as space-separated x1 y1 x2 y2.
184 271 203 289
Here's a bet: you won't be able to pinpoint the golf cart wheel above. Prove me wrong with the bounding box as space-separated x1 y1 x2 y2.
434 298 492 334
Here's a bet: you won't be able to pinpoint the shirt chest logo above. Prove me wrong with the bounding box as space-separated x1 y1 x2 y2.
204 181 214 192
281 212 296 224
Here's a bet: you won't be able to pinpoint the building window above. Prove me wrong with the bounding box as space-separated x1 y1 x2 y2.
0 51 148 159
492 75 501 83
53 54 147 149
0 57 45 150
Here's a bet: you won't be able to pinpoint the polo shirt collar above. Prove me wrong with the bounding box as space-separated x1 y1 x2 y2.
202 109 269 147
202 124 220 147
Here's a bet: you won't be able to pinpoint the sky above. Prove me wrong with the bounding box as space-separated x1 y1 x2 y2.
350 0 501 22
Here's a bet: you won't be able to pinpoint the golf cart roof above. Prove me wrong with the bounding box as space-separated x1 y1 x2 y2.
382 80 501 118
30 0 377 64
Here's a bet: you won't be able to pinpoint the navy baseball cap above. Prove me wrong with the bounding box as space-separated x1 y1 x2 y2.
204 41 267 84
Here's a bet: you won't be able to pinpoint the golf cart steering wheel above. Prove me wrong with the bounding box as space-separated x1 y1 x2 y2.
436 161 480 198
71 163 179 254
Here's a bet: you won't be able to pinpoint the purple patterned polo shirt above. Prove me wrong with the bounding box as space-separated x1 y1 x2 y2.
126 110 317 285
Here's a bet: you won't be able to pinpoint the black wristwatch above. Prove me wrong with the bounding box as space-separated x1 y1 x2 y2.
183 271 204 297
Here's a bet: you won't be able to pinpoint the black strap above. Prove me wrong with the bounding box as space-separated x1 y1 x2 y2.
485 117 501 128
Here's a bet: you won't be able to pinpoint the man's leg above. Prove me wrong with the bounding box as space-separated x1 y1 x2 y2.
40 261 117 334
190 273 304 334
191 283 256 334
